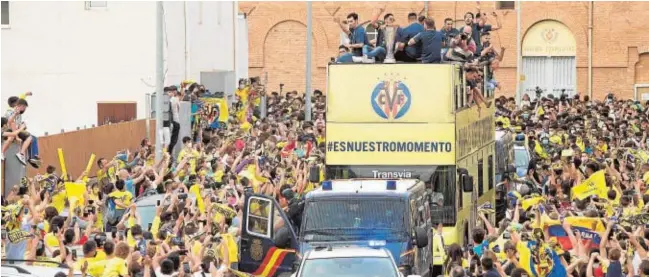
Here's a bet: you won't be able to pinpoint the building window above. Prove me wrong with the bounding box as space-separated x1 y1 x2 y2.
365 23 378 44
85 1 107 9
1 1 9 26
496 1 515 10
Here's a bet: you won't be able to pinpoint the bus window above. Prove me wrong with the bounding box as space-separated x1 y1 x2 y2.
478 159 484 197
488 155 494 190
430 166 456 226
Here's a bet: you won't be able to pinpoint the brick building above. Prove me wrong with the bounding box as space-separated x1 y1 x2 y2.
239 1 649 100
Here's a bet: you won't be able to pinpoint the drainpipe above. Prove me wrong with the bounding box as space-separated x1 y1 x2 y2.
588 1 593 101
184 1 190 80
233 1 237 77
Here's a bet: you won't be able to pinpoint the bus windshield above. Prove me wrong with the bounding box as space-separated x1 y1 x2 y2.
301 198 408 242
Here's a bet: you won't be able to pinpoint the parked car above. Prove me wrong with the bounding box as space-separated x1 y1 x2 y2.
1 260 84 277
291 244 419 277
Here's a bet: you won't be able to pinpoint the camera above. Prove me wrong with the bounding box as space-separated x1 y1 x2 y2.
460 33 468 40
178 193 188 200
18 177 28 195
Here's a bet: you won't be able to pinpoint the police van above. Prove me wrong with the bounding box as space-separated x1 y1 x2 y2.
238 179 431 277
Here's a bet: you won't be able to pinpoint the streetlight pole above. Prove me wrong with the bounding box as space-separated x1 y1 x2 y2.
515 0 522 105
155 1 164 162
305 1 313 121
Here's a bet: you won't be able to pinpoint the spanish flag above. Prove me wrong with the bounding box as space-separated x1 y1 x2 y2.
571 170 607 200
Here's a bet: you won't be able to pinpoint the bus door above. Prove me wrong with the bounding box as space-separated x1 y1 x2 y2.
240 193 298 277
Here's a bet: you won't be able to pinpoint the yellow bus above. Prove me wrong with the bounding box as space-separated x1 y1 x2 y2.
325 63 495 256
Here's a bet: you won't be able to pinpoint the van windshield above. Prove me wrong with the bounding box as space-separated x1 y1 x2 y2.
301 198 407 242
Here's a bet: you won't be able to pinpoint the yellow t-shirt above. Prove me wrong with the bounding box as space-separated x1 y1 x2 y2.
75 256 107 277
178 149 200 174
108 190 133 210
51 191 67 213
102 257 128 277
189 184 206 214
214 170 224 183
236 87 250 104
97 167 117 183
220 233 239 263
42 221 50 233
44 233 60 248
96 249 107 260
127 229 136 248
86 193 105 231
191 240 202 257
150 216 161 238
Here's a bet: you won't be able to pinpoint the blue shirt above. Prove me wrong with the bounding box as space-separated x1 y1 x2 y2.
125 178 135 197
473 239 489 257
440 27 459 48
412 30 443 63
400 23 424 59
349 26 368 56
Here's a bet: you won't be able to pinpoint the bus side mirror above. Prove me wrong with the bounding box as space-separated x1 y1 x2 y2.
462 175 473 192
413 227 428 248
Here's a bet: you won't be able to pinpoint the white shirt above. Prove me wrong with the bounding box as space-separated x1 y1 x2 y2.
170 96 180 122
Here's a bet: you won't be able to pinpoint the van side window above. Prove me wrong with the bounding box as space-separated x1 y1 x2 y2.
247 197 272 238
488 155 494 190
478 159 484 197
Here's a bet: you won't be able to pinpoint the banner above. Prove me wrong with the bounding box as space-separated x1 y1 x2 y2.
546 216 605 250
326 123 455 165
571 170 607 200
211 203 237 219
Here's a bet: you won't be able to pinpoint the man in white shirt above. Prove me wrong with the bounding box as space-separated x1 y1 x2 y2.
168 87 181 155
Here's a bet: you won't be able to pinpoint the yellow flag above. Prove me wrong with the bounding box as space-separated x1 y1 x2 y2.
65 182 87 210
521 196 545 210
571 170 607 200
217 99 229 122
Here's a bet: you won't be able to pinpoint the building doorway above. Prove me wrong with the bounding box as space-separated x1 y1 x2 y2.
521 20 577 100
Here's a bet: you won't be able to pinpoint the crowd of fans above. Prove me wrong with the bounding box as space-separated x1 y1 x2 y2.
1 77 326 277
435 93 649 277
3 4 648 277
